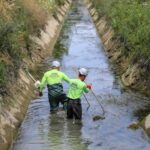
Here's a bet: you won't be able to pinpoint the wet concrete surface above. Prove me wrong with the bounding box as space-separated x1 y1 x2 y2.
12 1 150 150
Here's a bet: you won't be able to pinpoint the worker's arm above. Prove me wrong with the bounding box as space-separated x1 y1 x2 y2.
62 73 70 84
39 73 47 92
83 84 92 93
83 85 89 93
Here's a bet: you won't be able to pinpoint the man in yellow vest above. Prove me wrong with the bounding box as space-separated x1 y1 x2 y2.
67 68 91 120
39 61 70 112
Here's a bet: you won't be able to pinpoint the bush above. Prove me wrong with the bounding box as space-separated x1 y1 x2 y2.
92 0 150 63
0 62 6 86
0 0 66 92
109 0 150 61
92 0 114 17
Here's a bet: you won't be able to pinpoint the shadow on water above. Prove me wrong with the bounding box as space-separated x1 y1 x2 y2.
52 40 68 59
12 0 150 150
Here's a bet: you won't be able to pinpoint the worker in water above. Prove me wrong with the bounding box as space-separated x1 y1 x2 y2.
39 60 70 112
67 68 91 120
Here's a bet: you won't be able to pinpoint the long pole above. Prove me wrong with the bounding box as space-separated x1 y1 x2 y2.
24 68 36 82
83 93 90 107
90 89 105 116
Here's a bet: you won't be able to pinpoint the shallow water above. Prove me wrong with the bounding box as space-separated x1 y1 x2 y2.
12 1 150 150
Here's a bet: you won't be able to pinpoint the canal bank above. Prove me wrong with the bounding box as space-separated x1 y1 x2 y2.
0 1 72 150
11 1 150 150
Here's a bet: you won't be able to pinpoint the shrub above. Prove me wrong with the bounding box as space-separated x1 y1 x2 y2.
0 0 66 92
92 0 150 63
0 62 6 86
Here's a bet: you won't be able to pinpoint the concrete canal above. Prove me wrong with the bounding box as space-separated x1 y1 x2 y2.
11 1 150 150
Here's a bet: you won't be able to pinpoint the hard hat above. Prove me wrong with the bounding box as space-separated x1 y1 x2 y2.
34 80 41 88
52 60 60 67
79 68 88 76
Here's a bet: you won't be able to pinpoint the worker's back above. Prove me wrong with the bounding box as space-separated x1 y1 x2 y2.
40 69 70 97
67 79 88 100
44 69 67 85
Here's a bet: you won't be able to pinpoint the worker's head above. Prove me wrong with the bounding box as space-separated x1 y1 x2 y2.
52 60 60 70
78 68 88 81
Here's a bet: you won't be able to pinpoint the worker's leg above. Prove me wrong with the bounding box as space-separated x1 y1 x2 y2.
67 100 73 119
58 93 68 110
47 84 65 110
59 93 67 104
73 101 82 120
49 98 59 111
48 88 59 111
48 94 59 112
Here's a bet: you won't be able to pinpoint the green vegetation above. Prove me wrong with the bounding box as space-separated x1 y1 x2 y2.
0 62 6 85
0 0 66 93
53 40 68 59
91 0 150 64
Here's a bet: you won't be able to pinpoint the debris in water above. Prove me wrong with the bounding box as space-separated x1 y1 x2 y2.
96 142 103 146
128 122 139 130
93 115 105 121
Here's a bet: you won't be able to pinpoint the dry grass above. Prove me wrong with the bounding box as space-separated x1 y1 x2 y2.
22 0 49 28
0 0 14 21
0 0 60 88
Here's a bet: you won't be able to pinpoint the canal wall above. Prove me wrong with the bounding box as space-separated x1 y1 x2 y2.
85 1 150 137
0 1 72 150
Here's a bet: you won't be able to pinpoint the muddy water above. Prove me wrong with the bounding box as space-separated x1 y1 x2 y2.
12 1 150 150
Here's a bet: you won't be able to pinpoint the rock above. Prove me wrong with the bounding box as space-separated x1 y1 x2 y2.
128 122 139 130
144 114 150 136
93 115 105 121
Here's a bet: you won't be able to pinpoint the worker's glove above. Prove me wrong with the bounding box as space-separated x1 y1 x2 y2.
34 80 41 89
39 91 43 97
87 85 92 90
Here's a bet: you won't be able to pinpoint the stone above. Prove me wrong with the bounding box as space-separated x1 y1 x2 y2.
128 122 139 130
144 114 150 136
93 115 105 121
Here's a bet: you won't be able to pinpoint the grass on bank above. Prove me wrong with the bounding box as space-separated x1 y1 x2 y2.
91 0 150 66
0 0 66 94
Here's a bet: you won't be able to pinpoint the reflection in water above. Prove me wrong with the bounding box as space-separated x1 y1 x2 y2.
47 115 87 150
52 3 82 60
12 0 150 150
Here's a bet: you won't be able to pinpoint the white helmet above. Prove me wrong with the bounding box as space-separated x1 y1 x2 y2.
79 68 88 76
52 60 60 67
